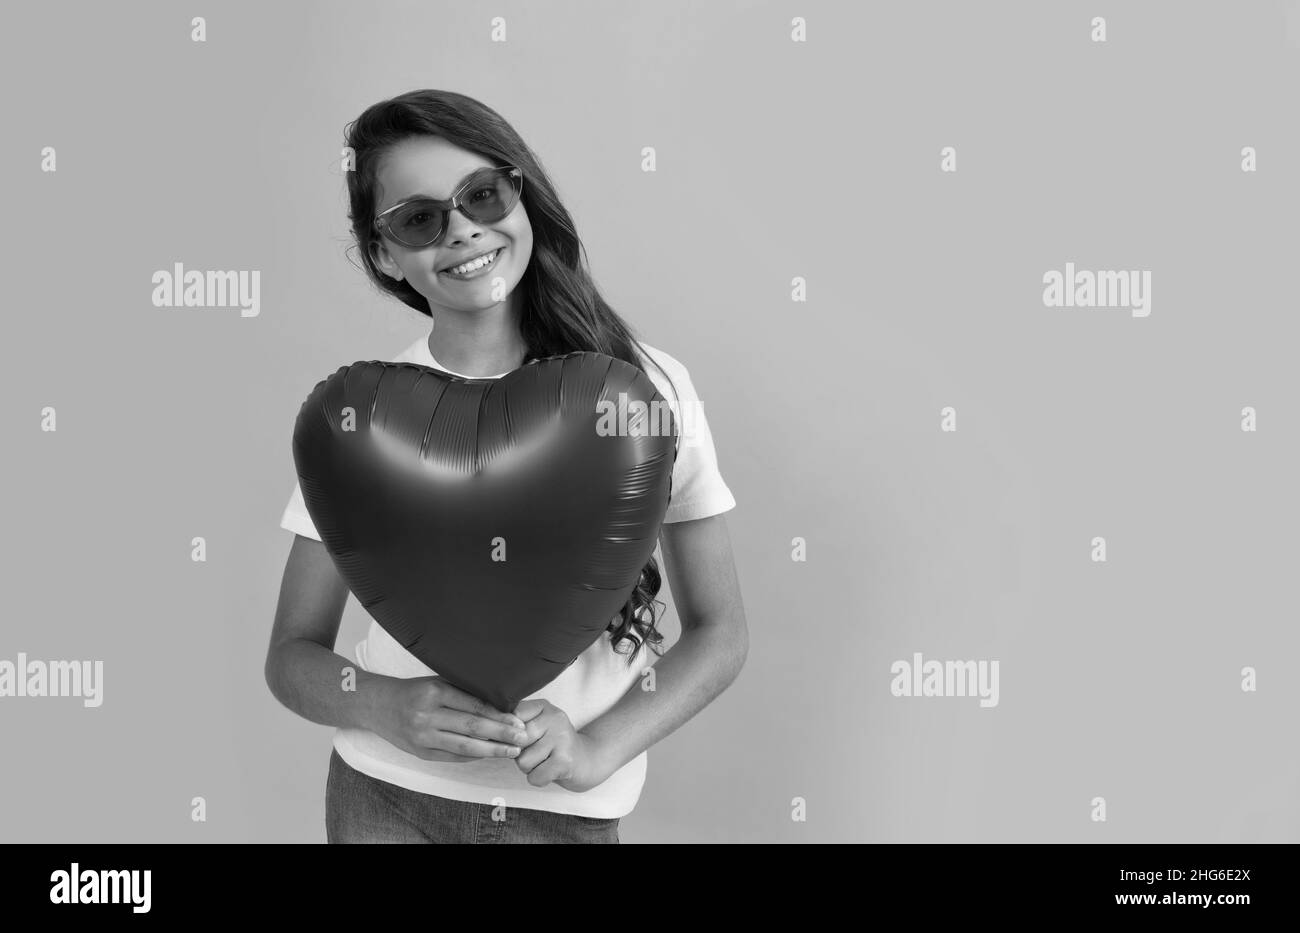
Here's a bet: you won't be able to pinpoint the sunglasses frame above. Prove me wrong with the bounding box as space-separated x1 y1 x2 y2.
373 165 524 249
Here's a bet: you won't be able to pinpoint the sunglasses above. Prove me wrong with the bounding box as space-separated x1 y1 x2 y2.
373 165 524 249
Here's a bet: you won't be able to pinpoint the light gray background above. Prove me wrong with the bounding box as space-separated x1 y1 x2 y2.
2 0 1297 842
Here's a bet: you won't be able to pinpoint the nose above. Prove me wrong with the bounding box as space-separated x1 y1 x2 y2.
442 207 488 246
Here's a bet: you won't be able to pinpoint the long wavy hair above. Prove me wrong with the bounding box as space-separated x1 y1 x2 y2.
343 89 678 663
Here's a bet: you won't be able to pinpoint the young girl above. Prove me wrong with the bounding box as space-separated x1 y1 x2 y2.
265 89 747 844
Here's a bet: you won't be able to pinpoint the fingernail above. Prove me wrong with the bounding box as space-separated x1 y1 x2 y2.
507 746 521 756
513 731 528 744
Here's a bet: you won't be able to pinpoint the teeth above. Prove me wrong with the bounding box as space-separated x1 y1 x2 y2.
446 249 499 275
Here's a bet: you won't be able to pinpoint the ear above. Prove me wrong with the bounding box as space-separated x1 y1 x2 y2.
370 239 405 282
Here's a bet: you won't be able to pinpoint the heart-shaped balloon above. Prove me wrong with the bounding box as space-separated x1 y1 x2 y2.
291 351 677 712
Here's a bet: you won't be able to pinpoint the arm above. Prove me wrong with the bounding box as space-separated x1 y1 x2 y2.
264 534 529 759
580 511 749 777
265 533 376 729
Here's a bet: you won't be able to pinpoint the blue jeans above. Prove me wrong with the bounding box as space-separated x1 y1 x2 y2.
325 748 621 844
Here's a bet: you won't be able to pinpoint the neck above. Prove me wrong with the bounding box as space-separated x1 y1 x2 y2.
427 303 528 377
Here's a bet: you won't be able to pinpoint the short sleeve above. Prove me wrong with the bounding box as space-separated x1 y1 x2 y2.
658 360 737 524
280 481 322 541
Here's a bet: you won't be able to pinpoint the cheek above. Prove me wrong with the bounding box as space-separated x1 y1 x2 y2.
505 208 533 253
505 226 533 270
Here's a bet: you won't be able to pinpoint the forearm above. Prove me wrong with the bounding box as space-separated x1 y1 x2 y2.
265 638 392 732
580 622 747 777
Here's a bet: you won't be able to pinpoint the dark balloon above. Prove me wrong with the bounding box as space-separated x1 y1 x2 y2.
291 351 677 712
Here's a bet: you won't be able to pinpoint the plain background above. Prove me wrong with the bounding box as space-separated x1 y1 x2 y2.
2 0 1298 842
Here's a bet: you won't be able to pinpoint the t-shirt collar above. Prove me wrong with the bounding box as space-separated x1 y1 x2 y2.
418 330 513 379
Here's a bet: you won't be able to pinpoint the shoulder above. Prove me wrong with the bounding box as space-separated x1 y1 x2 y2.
633 340 686 376
631 341 695 405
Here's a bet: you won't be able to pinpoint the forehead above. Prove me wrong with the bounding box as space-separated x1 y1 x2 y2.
375 137 494 208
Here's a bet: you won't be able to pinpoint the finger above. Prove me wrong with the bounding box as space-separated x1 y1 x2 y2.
518 713 550 751
433 709 530 747
412 749 474 763
436 682 527 731
430 731 523 759
515 737 551 772
513 699 547 722
526 754 561 787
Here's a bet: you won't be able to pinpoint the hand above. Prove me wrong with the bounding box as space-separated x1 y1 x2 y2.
367 675 531 763
510 698 612 792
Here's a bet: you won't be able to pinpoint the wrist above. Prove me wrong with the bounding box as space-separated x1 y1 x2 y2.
580 729 621 784
353 670 396 733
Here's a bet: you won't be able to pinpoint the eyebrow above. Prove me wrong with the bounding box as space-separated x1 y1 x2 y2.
382 167 494 211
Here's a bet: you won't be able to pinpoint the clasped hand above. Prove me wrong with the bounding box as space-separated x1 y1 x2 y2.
511 697 608 792
372 677 610 792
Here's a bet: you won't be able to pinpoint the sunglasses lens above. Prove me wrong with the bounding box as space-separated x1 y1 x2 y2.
389 204 445 247
463 169 520 223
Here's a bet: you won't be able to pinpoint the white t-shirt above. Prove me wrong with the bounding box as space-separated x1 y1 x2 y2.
279 331 736 818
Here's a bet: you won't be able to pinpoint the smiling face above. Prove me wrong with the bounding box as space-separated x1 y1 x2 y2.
369 136 533 314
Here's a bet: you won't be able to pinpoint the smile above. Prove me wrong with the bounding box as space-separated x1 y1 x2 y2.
440 247 504 279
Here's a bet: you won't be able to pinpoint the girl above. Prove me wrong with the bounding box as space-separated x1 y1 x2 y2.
265 89 747 844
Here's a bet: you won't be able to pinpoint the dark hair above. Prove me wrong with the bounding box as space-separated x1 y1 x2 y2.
343 89 679 663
